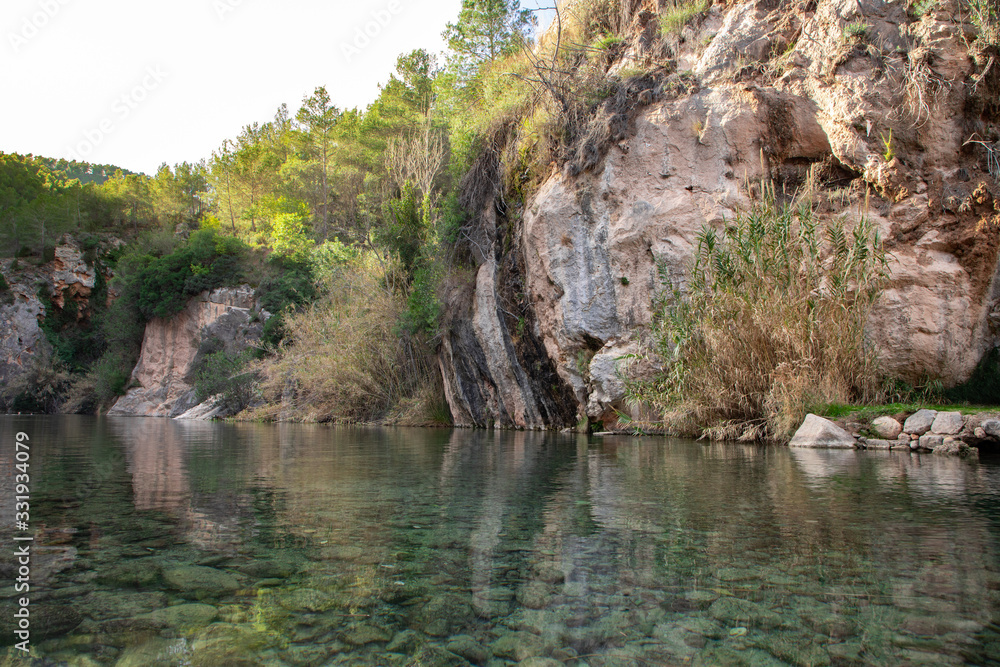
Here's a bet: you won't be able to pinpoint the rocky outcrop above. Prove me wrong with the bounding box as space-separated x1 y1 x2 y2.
108 286 264 418
0 270 49 388
0 237 104 391
440 0 1000 429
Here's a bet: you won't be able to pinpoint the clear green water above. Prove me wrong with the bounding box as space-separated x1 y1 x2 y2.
2 416 1000 666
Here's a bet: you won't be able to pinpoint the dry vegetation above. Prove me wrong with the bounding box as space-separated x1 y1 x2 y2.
242 253 439 424
626 189 889 442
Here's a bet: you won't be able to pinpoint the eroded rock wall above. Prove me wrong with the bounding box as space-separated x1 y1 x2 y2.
108 286 263 418
440 0 1000 428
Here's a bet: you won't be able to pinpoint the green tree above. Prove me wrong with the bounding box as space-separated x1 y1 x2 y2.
294 87 340 239
443 0 534 82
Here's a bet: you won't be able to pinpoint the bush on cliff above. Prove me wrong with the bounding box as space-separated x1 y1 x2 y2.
626 192 889 441
136 229 247 320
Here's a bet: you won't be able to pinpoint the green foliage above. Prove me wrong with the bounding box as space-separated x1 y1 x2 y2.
268 199 313 260
593 33 624 51
404 263 441 336
195 349 259 414
136 229 247 320
908 0 938 18
968 0 999 47
257 256 317 347
880 129 895 162
626 191 889 441
842 21 870 40
660 0 709 38
443 0 534 83
377 184 427 277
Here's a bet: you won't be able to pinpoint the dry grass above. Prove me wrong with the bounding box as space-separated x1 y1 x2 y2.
626 189 889 442
243 252 436 423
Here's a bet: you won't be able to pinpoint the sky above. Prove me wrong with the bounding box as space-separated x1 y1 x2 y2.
0 0 554 176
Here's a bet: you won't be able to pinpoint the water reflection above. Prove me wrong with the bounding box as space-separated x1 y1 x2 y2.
0 416 999 666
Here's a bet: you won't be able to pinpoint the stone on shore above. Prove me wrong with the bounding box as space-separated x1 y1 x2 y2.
931 411 964 435
918 434 944 451
981 419 1000 438
903 410 937 435
934 438 978 458
871 416 903 439
788 414 856 448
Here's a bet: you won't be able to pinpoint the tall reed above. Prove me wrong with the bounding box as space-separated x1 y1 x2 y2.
627 191 889 441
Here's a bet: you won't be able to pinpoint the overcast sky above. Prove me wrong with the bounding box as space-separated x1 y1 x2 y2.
0 0 553 175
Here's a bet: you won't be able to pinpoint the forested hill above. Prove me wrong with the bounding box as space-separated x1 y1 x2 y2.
34 157 138 185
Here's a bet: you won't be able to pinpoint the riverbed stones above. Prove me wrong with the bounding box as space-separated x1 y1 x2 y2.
148 603 218 629
789 414 856 448
278 588 335 613
490 631 546 661
708 597 783 629
163 565 240 599
82 591 167 620
931 412 964 435
446 635 489 664
904 410 937 435
95 558 163 588
872 416 903 439
413 593 474 636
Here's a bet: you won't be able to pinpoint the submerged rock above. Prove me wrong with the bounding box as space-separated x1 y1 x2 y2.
148 603 219 629
162 565 240 599
788 414 856 448
708 597 783 629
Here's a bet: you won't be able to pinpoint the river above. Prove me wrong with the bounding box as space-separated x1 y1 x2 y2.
1 415 999 665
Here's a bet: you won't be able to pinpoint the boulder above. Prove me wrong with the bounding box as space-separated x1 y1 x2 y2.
931 411 964 435
981 419 1000 438
934 438 978 457
871 416 903 439
918 434 944 451
903 410 938 435
788 414 856 448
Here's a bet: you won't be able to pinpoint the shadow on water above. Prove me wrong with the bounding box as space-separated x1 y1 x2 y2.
2 416 1000 665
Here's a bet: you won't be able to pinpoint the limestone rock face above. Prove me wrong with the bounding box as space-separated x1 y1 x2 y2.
108 286 263 418
0 279 48 387
437 0 1000 428
50 240 96 311
789 414 857 449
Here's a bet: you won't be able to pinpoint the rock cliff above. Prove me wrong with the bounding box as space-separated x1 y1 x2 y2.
108 286 264 418
440 0 1000 428
0 238 103 390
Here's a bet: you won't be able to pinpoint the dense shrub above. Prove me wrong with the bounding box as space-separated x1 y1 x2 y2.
195 349 259 414
136 229 247 320
248 253 434 423
626 193 889 441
